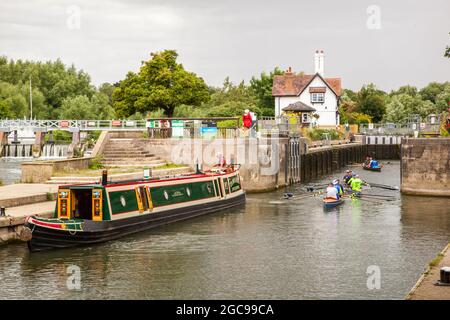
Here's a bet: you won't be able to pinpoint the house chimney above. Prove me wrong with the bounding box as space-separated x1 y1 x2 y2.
285 66 293 75
314 50 324 76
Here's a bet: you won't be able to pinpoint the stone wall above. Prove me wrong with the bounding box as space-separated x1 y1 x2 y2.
21 157 92 183
401 138 450 197
134 138 289 192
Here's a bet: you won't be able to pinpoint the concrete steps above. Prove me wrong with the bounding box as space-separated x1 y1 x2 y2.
100 138 165 167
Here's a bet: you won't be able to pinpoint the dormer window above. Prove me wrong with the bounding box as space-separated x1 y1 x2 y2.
311 92 324 103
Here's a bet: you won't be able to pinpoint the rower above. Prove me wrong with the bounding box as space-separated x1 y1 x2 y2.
333 179 344 197
364 156 371 167
326 183 339 200
347 172 356 186
369 158 379 168
343 170 353 185
350 174 363 193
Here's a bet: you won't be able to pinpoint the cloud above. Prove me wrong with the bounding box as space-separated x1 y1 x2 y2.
0 0 449 90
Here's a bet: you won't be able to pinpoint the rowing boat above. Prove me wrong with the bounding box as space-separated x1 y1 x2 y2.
362 165 382 172
323 197 344 209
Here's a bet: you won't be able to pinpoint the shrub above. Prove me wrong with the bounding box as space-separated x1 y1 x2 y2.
89 156 104 170
306 128 340 141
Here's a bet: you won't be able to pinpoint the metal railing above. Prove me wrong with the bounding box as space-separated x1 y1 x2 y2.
146 127 241 139
359 122 441 136
0 119 148 131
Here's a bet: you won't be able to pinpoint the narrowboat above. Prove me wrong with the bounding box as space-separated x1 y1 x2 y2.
323 197 344 209
24 166 245 252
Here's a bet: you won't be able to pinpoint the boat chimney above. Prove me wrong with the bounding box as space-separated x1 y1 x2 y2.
101 170 108 186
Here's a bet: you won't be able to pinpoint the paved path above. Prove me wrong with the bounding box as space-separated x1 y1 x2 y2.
407 244 450 300
0 184 60 207
5 201 55 218
0 184 59 201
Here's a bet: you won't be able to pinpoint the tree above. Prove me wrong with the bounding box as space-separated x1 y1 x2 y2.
0 56 96 117
0 81 28 118
419 82 446 104
249 67 284 116
202 78 260 117
384 94 438 123
113 50 209 117
59 96 96 120
356 84 386 123
391 85 418 97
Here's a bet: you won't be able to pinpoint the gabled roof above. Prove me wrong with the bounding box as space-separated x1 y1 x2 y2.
272 72 342 97
282 101 316 112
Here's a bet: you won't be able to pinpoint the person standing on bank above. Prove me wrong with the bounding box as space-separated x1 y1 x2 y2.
243 109 252 137
250 110 257 138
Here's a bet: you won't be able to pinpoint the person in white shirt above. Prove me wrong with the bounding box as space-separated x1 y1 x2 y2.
326 183 339 199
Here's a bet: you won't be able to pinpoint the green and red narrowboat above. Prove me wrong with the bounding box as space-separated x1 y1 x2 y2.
24 167 245 252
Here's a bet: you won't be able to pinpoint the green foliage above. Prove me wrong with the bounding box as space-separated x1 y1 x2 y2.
45 130 72 143
384 94 438 123
0 81 28 118
356 84 387 123
419 82 447 104
306 128 340 141
0 56 112 120
390 85 418 97
58 93 115 120
0 56 94 118
250 67 284 116
173 104 206 118
113 50 209 118
46 192 55 201
202 78 260 117
89 156 104 170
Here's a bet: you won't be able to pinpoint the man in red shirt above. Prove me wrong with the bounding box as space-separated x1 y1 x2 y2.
242 109 252 137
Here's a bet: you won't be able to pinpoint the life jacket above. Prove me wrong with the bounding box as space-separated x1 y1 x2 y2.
371 160 379 168
351 178 363 192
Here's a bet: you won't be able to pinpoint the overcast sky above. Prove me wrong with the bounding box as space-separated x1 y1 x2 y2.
0 0 449 91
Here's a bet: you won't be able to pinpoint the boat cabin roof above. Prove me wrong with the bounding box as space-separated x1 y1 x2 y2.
58 171 238 190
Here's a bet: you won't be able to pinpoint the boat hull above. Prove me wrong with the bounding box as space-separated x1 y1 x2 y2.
363 166 382 172
25 192 245 252
323 198 344 209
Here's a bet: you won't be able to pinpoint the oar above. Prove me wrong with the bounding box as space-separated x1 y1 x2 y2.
305 184 328 192
359 194 396 201
364 181 399 191
360 193 397 198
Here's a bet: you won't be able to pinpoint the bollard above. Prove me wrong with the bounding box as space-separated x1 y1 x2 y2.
101 170 108 186
0 206 5 217
440 267 450 284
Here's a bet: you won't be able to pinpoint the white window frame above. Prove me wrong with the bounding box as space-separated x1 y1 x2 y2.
311 93 325 103
302 113 310 123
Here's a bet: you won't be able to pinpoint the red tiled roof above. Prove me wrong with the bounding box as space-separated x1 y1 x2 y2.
272 73 342 97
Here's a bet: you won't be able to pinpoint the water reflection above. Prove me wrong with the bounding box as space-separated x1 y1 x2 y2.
0 161 449 299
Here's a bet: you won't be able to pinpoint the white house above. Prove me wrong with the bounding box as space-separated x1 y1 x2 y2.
272 50 342 127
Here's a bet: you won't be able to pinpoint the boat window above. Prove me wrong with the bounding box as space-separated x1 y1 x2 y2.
223 178 230 194
229 175 241 192
57 189 71 219
186 187 191 197
216 179 223 198
138 186 150 212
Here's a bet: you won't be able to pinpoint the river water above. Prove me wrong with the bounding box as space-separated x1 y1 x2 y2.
0 161 449 299
0 159 26 185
